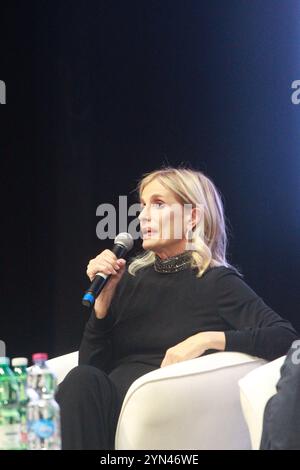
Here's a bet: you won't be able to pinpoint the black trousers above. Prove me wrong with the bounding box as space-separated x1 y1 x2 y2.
56 362 158 450
260 341 300 450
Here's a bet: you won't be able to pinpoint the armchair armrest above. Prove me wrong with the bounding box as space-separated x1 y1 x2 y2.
238 355 286 449
115 352 266 450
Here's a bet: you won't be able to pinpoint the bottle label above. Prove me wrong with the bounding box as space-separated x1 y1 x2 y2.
31 419 55 439
0 424 21 450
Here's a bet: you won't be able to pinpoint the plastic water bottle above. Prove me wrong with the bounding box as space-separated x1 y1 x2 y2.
0 357 22 450
27 353 61 450
12 357 29 450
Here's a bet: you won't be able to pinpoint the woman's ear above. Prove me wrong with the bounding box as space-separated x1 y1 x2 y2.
191 206 203 230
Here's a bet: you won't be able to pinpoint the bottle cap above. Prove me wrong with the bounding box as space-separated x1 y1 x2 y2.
11 357 28 367
0 357 10 365
32 353 48 362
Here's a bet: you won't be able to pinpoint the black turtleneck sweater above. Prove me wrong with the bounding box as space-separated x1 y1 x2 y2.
79 264 298 372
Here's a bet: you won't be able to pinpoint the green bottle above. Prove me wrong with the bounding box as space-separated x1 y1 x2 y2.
12 358 28 450
0 357 21 450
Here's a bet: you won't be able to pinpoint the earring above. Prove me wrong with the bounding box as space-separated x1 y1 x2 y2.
186 228 194 241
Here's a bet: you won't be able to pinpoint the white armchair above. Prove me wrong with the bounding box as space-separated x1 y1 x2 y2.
47 351 266 450
239 355 286 449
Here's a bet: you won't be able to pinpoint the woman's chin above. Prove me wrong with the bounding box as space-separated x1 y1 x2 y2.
142 238 161 250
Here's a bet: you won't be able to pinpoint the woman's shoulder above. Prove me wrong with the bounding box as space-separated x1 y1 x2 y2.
202 264 243 280
203 264 259 301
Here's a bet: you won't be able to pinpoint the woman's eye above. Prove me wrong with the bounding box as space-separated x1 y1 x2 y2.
153 201 165 208
139 201 165 209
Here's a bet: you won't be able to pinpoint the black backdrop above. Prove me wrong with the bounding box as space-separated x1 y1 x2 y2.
1 0 300 361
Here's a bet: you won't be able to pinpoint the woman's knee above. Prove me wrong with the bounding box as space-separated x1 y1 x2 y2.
57 365 109 396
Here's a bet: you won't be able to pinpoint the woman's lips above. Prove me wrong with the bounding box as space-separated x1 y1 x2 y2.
141 228 158 238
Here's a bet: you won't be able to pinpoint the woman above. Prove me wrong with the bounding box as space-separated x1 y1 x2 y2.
56 166 298 450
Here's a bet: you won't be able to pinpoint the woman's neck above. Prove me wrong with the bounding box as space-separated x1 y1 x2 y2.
154 244 188 260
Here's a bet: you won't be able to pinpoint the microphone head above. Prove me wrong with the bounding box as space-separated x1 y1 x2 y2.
114 232 134 252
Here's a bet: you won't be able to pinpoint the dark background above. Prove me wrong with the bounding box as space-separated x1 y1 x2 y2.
1 0 299 361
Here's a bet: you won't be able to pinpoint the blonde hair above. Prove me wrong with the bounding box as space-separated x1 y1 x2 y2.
128 166 239 278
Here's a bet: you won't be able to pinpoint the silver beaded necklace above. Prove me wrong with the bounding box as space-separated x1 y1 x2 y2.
154 251 192 273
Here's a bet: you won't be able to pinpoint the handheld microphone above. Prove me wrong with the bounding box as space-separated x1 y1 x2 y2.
82 232 134 308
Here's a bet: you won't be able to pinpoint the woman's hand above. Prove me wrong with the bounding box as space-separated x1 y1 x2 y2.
160 331 226 368
87 249 126 284
86 249 126 318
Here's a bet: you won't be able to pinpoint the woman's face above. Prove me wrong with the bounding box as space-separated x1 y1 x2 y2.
138 179 192 258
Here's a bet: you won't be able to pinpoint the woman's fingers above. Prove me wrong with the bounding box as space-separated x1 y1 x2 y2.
95 250 122 271
87 258 126 281
87 251 127 281
87 262 116 280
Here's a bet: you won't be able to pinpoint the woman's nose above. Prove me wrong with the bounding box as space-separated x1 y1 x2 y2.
138 205 150 222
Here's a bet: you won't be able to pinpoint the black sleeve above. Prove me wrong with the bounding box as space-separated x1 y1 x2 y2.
260 340 300 449
78 270 129 372
215 268 299 361
78 306 116 373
